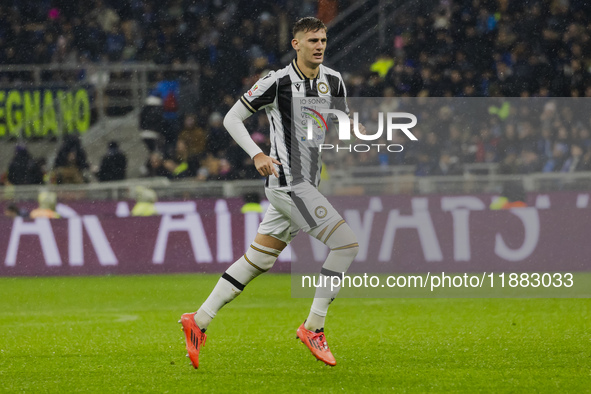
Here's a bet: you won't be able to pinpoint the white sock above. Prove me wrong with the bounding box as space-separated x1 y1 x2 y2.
305 311 326 332
305 269 339 331
195 243 281 330
194 271 245 330
305 221 359 331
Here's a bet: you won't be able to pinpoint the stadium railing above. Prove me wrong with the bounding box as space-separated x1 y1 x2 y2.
2 170 590 202
463 163 500 176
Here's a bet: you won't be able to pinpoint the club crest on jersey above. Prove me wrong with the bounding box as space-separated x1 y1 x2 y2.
315 206 328 218
317 82 329 94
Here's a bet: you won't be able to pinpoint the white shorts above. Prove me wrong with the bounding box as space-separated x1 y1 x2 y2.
258 183 343 244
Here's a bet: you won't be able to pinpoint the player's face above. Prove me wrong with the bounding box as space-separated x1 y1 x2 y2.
293 29 327 66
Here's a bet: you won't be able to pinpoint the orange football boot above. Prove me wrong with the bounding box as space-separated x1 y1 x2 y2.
179 312 206 369
296 323 336 366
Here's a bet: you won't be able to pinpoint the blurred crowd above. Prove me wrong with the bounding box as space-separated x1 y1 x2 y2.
1 0 591 186
0 0 333 91
368 0 591 98
138 90 268 181
324 98 591 176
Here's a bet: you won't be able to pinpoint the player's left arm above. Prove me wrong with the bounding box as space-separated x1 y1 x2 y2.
223 103 282 178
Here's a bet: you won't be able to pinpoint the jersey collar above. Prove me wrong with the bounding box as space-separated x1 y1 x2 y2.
292 58 322 81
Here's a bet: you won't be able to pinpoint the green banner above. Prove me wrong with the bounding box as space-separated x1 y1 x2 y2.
0 87 91 138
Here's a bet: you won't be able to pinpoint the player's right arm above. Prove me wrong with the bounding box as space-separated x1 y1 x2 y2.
223 71 282 178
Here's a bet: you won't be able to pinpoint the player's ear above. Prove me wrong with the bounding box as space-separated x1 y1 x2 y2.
291 38 299 51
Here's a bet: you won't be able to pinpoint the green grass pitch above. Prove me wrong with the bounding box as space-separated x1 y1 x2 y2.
1 274 589 393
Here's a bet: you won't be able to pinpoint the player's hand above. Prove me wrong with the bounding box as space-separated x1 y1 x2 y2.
350 118 367 135
253 153 282 178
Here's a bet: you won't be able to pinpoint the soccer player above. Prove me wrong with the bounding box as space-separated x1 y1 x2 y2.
180 17 361 368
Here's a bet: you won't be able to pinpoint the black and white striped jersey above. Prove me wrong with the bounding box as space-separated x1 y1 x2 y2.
240 58 349 189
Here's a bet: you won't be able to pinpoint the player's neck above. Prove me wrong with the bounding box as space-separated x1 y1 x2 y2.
296 57 320 79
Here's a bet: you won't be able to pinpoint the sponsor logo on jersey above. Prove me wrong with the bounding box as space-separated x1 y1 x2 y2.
302 107 328 133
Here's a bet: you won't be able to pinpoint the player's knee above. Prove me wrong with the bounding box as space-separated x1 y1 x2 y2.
244 242 281 271
331 243 359 260
324 220 358 251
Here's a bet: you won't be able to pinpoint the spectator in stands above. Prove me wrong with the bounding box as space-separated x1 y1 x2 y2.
363 72 386 97
476 125 499 163
542 143 568 173
178 114 208 161
440 124 461 157
196 153 221 181
52 136 88 184
54 135 89 180
225 133 264 180
4 203 29 218
153 72 181 156
534 128 554 161
131 186 157 216
97 141 127 182
317 0 338 24
554 126 571 153
431 151 462 176
575 127 591 151
519 147 542 174
139 95 165 153
177 70 201 120
7 145 43 185
105 22 126 61
206 112 231 156
490 183 528 210
399 127 423 166
561 143 588 172
370 52 394 78
89 0 120 34
55 150 86 184
30 191 60 219
499 147 519 175
415 151 433 176
163 139 198 179
518 121 539 152
582 147 591 171
32 158 47 185
423 132 442 165
144 151 172 178
213 158 235 181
